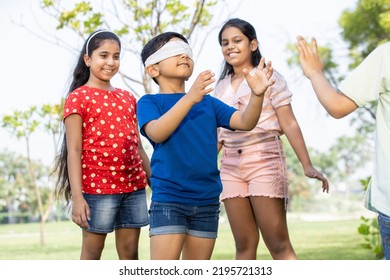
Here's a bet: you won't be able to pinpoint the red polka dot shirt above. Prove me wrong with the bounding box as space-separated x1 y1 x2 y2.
63 85 147 194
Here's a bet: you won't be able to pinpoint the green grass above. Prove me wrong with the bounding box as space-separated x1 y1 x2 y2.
0 218 376 260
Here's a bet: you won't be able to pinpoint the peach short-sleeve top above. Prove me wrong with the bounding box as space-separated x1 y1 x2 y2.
212 71 292 148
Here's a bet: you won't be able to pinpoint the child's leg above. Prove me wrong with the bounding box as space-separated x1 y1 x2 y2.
250 196 296 260
223 197 260 259
149 201 188 260
80 229 107 259
150 234 186 260
181 203 220 260
80 193 116 260
114 189 149 259
220 149 260 259
182 236 216 260
148 201 219 260
115 228 141 260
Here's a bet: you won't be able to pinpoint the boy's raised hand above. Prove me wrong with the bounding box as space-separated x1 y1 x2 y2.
243 57 275 96
187 70 215 105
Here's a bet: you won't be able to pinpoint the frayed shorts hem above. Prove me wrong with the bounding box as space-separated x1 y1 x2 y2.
221 193 286 202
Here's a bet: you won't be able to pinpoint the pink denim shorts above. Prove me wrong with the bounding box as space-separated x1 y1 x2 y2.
219 137 288 201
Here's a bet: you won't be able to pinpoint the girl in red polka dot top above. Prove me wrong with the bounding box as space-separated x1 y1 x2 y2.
53 30 151 260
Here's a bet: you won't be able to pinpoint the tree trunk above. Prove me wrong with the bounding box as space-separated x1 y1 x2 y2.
26 137 46 247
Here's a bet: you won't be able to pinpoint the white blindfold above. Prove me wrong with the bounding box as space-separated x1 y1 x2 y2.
144 40 193 67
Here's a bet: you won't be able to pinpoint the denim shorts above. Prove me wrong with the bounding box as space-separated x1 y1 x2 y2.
149 202 220 239
82 189 149 234
378 211 390 260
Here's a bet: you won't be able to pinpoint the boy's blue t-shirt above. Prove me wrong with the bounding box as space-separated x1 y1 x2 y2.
137 93 236 206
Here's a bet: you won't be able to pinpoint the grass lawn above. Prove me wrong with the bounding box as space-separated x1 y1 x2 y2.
0 216 377 260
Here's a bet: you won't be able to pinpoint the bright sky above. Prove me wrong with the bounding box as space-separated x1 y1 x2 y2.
0 0 359 167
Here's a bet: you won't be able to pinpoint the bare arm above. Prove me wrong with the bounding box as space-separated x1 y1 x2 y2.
143 70 215 143
277 105 329 193
136 127 152 187
64 114 90 228
230 58 276 130
217 141 223 153
296 35 358 119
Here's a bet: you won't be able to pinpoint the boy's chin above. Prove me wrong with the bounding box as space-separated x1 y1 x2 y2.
182 73 193 81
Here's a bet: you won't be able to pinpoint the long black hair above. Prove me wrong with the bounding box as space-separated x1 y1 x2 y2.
218 18 263 81
53 30 121 205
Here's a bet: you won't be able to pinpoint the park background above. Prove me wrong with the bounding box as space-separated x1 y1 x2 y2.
0 0 386 260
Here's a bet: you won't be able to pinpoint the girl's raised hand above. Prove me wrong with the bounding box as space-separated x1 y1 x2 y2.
243 57 275 96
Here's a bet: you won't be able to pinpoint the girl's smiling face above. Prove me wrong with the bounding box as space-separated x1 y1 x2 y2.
84 39 121 84
220 26 258 69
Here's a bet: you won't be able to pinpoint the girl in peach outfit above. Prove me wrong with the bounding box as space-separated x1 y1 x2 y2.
213 18 329 260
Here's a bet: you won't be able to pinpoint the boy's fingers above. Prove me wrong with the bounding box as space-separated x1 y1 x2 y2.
199 70 214 78
204 87 214 95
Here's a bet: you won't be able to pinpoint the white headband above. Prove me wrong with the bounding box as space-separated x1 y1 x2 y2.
144 40 193 67
85 30 117 56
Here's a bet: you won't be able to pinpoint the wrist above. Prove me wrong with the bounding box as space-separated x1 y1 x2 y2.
250 92 264 105
182 93 197 106
71 191 84 200
302 163 313 171
307 70 325 81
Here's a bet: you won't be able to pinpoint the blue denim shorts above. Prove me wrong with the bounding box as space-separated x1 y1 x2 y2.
378 211 390 260
149 202 220 239
82 189 149 234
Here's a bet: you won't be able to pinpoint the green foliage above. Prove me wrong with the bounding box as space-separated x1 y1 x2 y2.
357 176 384 259
56 2 103 34
0 103 61 224
2 107 39 140
358 216 383 258
121 0 217 45
360 176 371 191
283 132 372 211
44 0 217 46
287 41 341 86
39 103 62 133
339 0 390 68
39 0 220 93
42 0 54 7
38 102 63 151
0 151 31 211
328 134 372 179
0 150 50 220
2 103 62 152
283 139 312 203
